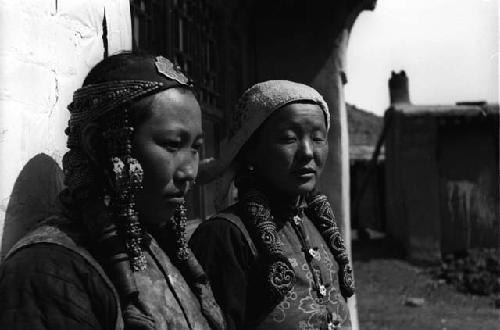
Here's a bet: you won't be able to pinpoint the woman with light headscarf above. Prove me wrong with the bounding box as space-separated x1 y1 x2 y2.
191 80 354 330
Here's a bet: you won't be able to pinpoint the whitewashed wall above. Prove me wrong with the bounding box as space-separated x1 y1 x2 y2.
0 0 132 257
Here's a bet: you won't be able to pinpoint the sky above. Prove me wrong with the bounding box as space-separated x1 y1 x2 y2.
344 0 499 116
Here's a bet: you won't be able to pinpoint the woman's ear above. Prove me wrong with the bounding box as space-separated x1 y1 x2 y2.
81 123 106 169
243 149 255 168
241 134 259 169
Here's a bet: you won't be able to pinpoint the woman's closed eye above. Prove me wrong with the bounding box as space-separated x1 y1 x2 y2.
312 132 327 143
192 139 204 153
278 132 297 143
160 139 182 151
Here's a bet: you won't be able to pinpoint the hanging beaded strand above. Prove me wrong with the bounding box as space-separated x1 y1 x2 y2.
162 202 227 330
172 202 190 262
104 107 147 272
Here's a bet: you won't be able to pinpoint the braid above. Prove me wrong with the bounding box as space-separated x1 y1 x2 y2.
236 172 296 308
153 203 225 329
305 191 355 298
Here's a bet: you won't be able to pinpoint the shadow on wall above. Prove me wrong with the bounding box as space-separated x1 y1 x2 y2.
1 153 64 259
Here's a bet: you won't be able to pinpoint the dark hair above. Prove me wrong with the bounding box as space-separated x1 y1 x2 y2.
128 86 195 128
83 51 196 128
83 51 150 85
83 52 156 127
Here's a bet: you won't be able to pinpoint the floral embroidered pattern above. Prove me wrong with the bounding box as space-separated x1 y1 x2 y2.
258 221 350 330
306 192 355 298
233 182 351 328
296 250 349 329
271 288 298 323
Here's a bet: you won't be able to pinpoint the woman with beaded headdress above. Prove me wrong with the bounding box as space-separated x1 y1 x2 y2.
190 80 355 330
0 52 225 330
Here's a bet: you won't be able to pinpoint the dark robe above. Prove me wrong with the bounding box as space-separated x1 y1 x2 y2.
0 216 212 330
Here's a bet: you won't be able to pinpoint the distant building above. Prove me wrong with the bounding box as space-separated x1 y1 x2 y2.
384 71 499 263
347 104 385 232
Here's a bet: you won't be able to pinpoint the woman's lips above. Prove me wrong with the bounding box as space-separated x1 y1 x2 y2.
165 197 184 204
294 168 316 174
164 193 185 204
293 168 316 179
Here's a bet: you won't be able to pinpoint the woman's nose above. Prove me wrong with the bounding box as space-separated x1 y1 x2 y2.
174 151 198 184
298 138 314 160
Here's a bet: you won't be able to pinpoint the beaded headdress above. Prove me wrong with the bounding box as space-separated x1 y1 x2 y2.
64 55 192 271
66 56 192 149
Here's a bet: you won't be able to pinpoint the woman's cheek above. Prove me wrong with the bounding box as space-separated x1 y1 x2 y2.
315 145 329 170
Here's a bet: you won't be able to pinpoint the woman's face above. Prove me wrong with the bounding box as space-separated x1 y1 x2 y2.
132 88 203 225
247 102 328 196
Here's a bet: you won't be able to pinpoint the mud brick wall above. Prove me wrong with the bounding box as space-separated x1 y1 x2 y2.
0 0 131 257
385 108 499 263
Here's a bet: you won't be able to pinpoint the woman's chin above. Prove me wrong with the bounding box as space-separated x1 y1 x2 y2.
138 207 175 227
281 182 316 196
265 176 316 196
296 178 317 192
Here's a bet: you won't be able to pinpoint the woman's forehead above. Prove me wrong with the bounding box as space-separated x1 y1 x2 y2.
267 102 327 128
142 88 202 131
151 89 200 117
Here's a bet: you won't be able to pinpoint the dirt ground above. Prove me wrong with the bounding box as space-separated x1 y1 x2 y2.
352 238 500 330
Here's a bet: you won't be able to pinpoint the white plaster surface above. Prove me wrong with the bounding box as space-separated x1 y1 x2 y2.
0 0 131 257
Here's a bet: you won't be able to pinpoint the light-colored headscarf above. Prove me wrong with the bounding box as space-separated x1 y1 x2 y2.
201 80 330 209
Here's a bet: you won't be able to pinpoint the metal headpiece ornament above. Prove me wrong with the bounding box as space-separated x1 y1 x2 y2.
155 56 190 85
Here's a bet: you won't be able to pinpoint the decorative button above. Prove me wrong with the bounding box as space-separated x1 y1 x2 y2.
319 284 327 297
328 321 339 330
293 215 302 226
328 313 341 329
308 247 321 261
